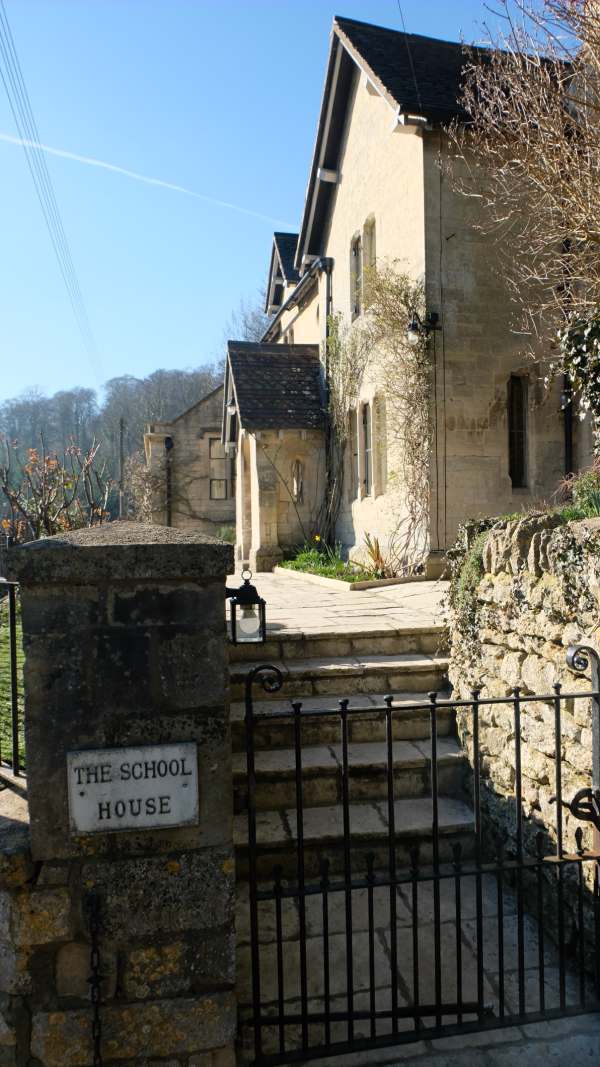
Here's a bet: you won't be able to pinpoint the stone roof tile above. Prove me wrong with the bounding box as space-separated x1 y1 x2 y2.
227 342 324 431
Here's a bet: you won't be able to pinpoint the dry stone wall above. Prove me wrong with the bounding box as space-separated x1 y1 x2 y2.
448 515 600 956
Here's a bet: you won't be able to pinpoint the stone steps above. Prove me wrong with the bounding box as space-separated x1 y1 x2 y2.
231 634 471 887
229 625 445 663
234 796 475 879
230 652 448 703
230 691 455 750
232 736 467 812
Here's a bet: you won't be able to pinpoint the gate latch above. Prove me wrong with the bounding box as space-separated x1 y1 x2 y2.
551 787 600 831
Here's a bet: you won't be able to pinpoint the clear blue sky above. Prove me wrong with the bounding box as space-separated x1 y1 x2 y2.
0 0 499 404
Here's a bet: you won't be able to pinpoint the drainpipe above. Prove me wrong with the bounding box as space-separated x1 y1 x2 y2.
322 259 334 541
562 375 573 476
164 436 174 527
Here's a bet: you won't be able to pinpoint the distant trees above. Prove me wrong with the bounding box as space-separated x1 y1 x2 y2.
0 287 270 534
0 363 222 510
222 288 272 344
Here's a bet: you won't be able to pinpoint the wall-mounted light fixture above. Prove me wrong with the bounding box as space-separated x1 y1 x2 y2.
406 311 440 346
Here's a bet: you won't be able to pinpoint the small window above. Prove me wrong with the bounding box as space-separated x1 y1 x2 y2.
284 327 295 344
350 235 362 319
209 436 228 497
363 216 376 271
362 403 372 495
508 375 528 488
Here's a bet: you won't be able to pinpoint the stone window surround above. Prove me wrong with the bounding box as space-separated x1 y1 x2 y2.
349 216 376 321
349 394 386 503
363 214 376 274
208 435 232 500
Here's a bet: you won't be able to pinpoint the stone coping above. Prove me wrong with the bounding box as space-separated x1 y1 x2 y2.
274 565 432 593
6 521 234 584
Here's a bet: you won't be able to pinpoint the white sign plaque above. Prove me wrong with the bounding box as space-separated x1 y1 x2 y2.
67 742 199 834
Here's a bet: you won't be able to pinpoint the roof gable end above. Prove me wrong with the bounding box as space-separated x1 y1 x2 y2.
296 15 486 270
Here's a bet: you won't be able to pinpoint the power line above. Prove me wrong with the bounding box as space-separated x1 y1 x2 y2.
396 0 424 113
0 0 102 379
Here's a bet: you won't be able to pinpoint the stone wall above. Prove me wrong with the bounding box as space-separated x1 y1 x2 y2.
145 385 236 537
0 523 236 1067
448 514 600 952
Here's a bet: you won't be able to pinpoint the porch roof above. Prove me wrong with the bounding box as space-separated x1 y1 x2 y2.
226 341 325 431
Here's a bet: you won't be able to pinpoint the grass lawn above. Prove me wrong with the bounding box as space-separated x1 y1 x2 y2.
0 592 24 769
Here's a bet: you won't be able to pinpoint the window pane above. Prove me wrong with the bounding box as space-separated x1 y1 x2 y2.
351 236 362 318
349 410 359 499
508 376 527 488
209 437 225 459
363 403 372 494
210 479 227 500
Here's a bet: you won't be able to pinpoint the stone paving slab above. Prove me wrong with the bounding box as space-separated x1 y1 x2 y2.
237 855 600 1065
242 571 447 639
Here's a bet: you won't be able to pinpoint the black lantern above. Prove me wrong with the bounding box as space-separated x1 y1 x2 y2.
406 310 440 345
225 569 267 644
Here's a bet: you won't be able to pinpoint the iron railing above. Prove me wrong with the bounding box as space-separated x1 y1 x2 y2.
241 647 600 1065
0 578 24 785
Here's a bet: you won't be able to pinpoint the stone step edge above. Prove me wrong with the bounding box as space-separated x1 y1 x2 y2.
231 743 466 780
234 799 475 850
230 692 454 722
240 623 446 643
230 654 449 682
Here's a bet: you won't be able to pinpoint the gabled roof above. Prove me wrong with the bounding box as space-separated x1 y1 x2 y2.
225 342 324 431
163 382 224 425
265 232 301 313
296 15 483 271
274 233 300 284
146 382 224 433
335 16 476 124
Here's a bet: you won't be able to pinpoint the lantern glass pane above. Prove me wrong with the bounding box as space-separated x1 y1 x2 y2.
237 604 262 642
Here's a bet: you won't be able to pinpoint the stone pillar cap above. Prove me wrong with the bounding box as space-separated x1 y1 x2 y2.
6 522 234 584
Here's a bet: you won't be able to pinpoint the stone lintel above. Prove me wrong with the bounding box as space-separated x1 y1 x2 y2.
6 522 234 585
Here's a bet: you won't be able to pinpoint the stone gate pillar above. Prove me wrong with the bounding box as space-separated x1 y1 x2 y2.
0 523 235 1067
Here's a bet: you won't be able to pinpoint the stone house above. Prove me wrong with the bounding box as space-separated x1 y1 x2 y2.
148 16 591 570
144 384 235 537
220 15 593 572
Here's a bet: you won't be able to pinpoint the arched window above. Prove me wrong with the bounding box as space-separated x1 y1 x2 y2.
350 235 362 319
291 459 304 503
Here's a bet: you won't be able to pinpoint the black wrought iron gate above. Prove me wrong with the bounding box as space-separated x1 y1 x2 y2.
241 646 600 1065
